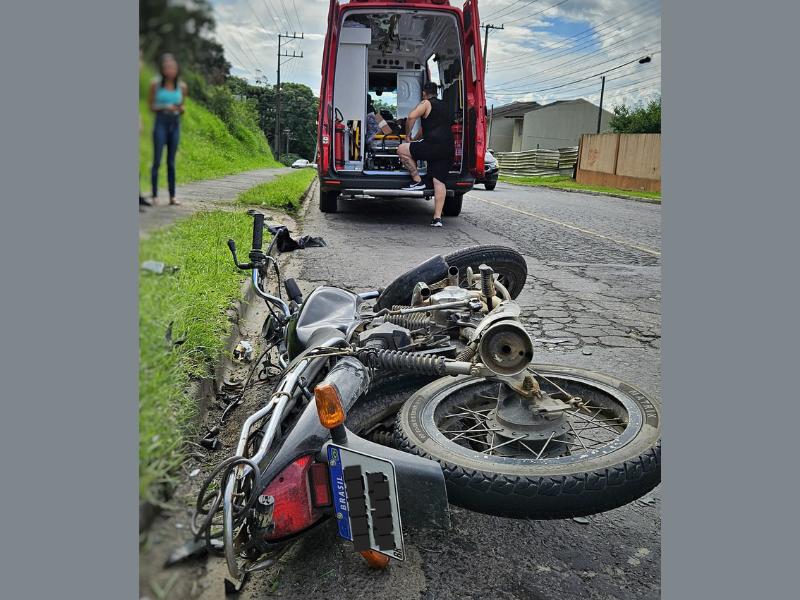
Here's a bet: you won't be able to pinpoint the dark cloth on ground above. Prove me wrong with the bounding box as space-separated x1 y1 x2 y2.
267 225 326 252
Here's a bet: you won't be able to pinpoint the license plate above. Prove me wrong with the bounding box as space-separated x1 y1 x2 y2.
327 444 405 561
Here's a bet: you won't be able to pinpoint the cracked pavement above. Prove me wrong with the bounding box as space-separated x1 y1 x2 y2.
246 180 662 599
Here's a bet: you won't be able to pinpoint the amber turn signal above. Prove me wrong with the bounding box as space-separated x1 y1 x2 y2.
360 549 390 569
314 382 346 429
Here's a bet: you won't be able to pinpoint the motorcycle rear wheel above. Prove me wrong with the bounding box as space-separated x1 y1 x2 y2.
376 245 527 310
395 365 661 519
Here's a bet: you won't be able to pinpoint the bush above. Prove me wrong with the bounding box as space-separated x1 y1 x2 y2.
610 98 661 134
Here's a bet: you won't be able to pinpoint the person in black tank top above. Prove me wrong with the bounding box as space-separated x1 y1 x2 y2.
398 82 455 227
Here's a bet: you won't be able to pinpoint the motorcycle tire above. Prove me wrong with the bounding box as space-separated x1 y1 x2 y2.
346 374 437 437
394 366 661 519
443 245 527 300
376 245 527 310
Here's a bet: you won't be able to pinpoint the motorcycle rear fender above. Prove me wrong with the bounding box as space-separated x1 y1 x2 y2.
259 396 450 532
323 431 450 531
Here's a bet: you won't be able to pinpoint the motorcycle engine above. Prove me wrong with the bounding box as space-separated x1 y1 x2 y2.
429 285 473 327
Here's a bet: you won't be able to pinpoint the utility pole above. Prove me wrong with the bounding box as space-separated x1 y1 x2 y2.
481 24 504 77
596 76 606 134
284 128 291 157
596 57 650 134
275 32 304 157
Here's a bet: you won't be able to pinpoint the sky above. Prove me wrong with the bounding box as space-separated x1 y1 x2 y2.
210 0 661 110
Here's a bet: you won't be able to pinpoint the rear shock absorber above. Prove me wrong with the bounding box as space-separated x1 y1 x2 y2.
385 305 432 329
356 348 448 376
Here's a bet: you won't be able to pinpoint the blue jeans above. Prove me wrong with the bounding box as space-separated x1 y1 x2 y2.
151 112 180 198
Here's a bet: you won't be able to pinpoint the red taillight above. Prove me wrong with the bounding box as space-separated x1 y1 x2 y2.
261 455 325 540
309 462 332 507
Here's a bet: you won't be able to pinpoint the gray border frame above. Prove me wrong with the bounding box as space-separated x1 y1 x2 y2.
664 0 799 598
0 0 798 597
0 1 139 597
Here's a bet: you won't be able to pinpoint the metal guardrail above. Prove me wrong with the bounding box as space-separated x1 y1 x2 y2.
495 147 578 177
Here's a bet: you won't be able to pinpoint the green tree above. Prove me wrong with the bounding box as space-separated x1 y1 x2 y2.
609 97 661 133
235 82 319 161
139 0 230 84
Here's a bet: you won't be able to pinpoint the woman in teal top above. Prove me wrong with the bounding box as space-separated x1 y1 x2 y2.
148 54 187 205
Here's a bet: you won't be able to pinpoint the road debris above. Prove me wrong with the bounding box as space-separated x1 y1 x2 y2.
141 260 179 275
233 340 254 362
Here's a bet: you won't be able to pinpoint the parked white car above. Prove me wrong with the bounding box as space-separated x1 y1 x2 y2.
291 159 310 169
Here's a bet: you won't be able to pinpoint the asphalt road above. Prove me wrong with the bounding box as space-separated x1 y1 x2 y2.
248 181 662 599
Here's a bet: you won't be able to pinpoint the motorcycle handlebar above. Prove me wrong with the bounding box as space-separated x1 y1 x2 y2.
251 213 264 250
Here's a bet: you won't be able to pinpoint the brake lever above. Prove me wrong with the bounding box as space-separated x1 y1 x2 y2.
227 239 254 270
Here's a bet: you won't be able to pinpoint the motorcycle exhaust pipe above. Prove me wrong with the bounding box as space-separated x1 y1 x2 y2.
477 319 534 376
447 265 460 287
411 282 431 307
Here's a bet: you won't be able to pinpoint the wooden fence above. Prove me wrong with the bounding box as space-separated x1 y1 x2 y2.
576 133 661 192
495 147 578 177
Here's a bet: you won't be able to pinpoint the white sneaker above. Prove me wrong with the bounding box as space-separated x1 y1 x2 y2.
402 181 426 191
430 218 443 227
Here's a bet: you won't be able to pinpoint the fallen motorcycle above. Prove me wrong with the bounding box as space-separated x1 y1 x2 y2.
192 212 661 589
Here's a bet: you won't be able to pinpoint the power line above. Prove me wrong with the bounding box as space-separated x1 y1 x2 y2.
489 31 661 90
224 41 257 76
490 10 660 73
291 1 303 33
492 52 659 96
277 0 298 33
501 0 569 26
483 0 541 22
245 0 271 32
257 0 283 33
224 30 263 76
489 0 659 66
485 73 661 108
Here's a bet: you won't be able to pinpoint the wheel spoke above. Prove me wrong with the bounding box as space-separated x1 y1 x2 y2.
485 434 528 453
568 411 621 434
449 420 489 442
535 431 556 459
568 421 588 451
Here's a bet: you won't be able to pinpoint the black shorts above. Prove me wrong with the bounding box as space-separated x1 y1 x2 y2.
410 138 454 184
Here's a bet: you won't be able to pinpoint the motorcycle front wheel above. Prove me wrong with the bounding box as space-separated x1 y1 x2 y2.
395 365 661 519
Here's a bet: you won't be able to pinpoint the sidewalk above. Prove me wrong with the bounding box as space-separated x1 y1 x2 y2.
139 166 293 237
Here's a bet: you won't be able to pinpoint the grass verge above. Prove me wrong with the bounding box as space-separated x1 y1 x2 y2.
139 210 258 503
139 70 280 193
237 168 317 211
499 175 661 201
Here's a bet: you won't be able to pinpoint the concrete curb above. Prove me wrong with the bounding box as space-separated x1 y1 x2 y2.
500 179 661 204
296 174 319 217
139 178 314 534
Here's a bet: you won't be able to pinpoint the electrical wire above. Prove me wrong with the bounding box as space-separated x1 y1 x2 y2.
291 0 303 33
501 0 570 26
489 37 661 91
489 0 659 66
483 0 542 22
489 11 661 74
490 51 660 96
